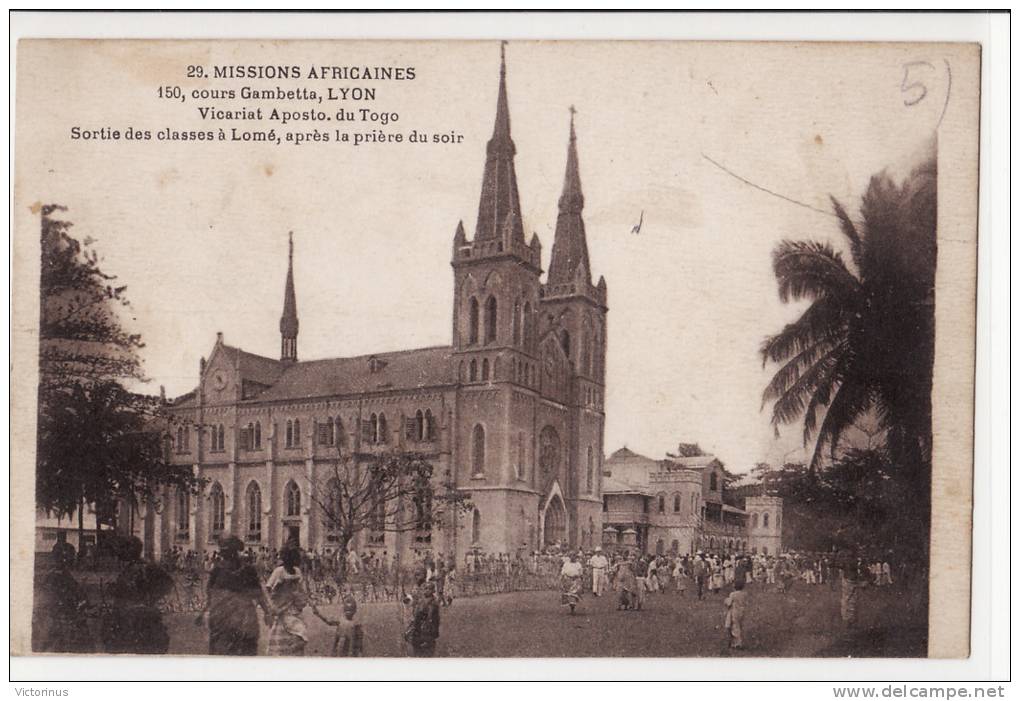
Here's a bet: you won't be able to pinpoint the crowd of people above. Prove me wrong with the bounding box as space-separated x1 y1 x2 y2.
553 545 907 649
34 533 909 656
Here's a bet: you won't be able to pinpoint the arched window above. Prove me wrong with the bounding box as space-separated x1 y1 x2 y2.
176 489 190 537
218 424 225 451
293 419 301 446
370 413 379 443
561 329 571 357
285 481 301 517
415 410 425 442
516 432 525 480
324 478 342 539
377 413 388 443
691 493 697 514
424 409 435 441
481 358 490 381
468 297 480 345
484 295 497 344
523 302 533 349
710 472 718 491
246 482 262 541
763 512 770 528
327 416 335 445
512 300 521 346
253 422 261 449
763 545 769 556
657 493 665 514
469 360 478 382
176 427 184 452
335 417 345 448
581 327 591 376
752 513 759 528
671 539 679 553
673 493 681 513
209 483 225 535
471 509 481 545
471 424 486 477
539 426 561 484
286 420 293 448
586 447 594 493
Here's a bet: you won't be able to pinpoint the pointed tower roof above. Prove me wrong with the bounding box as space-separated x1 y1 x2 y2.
279 232 299 338
473 43 526 246
547 108 592 286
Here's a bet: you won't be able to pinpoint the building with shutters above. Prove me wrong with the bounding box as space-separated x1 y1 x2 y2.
149 47 608 564
601 447 784 556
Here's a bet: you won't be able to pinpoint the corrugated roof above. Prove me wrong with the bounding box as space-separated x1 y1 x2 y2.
251 345 455 402
602 474 653 496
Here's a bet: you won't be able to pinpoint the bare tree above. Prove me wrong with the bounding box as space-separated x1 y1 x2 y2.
310 448 471 582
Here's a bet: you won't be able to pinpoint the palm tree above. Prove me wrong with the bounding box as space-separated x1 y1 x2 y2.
760 156 936 514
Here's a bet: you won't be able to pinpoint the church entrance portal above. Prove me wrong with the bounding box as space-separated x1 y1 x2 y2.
543 495 566 548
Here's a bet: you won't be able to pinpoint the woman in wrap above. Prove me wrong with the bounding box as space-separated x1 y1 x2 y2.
205 536 270 656
559 552 583 614
265 546 310 656
615 553 638 610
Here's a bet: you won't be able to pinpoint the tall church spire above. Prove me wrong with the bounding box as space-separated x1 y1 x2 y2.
279 232 299 362
547 108 592 286
473 42 525 246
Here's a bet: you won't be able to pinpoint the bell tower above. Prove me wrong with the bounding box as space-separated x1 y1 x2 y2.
539 109 608 543
451 43 542 386
540 109 608 393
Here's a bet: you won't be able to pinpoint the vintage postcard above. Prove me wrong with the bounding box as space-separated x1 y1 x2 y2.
11 37 980 661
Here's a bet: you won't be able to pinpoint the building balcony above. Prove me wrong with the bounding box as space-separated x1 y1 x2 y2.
603 510 650 526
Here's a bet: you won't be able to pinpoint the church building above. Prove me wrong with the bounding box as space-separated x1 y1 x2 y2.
153 48 608 565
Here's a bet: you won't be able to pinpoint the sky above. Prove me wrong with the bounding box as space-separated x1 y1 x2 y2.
15 40 949 474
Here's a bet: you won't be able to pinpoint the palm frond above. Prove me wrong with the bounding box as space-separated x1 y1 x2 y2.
761 336 839 405
767 345 843 428
829 196 864 271
772 239 862 304
809 380 874 469
760 298 849 366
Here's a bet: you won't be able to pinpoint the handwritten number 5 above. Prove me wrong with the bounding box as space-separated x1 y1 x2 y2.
901 61 935 107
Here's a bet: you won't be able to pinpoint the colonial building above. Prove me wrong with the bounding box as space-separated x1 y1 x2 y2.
601 447 784 556
153 49 608 564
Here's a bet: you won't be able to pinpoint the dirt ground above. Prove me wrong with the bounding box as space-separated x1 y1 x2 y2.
162 579 927 658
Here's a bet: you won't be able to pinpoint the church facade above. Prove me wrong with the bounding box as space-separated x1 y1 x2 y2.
153 50 608 565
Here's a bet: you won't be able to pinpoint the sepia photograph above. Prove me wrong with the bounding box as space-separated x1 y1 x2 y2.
10 28 985 670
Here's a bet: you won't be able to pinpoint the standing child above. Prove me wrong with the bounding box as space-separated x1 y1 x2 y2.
723 580 748 650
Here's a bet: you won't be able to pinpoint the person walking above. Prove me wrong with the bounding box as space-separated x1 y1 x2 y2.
692 553 708 600
560 552 584 614
265 546 310 656
632 554 649 611
204 537 270 656
405 567 441 656
588 546 609 597
723 580 748 650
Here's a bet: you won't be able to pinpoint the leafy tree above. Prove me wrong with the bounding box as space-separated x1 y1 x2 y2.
310 449 471 582
668 442 705 458
760 157 936 547
36 206 200 550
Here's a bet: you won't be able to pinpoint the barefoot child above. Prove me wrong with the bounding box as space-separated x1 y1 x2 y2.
723 580 747 649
